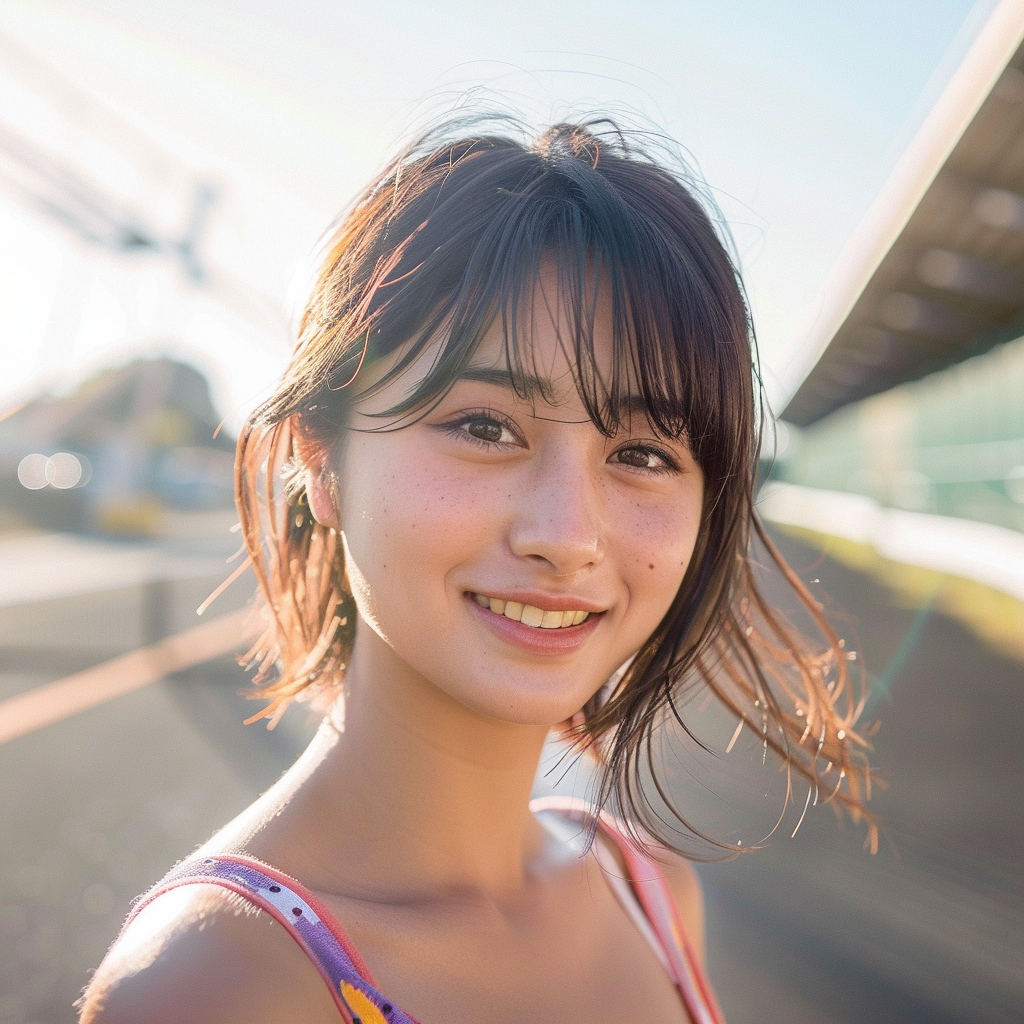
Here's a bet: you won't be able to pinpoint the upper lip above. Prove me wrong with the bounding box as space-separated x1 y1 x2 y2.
466 589 608 613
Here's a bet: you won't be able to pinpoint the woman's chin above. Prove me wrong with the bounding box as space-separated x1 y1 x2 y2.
432 674 597 730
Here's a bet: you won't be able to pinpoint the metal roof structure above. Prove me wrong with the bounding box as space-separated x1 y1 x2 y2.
783 0 1024 427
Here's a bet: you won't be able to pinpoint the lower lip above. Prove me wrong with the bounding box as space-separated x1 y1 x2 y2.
465 596 604 654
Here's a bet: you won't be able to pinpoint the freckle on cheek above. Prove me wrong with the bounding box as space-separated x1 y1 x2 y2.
648 564 655 570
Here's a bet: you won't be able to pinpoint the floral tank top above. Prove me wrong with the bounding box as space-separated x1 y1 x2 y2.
119 797 727 1024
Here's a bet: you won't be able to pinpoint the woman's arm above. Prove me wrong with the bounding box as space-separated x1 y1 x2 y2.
79 885 340 1024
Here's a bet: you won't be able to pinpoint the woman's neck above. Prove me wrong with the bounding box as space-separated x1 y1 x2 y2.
239 629 555 903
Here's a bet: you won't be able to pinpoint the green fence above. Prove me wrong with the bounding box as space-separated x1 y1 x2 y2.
778 332 1024 534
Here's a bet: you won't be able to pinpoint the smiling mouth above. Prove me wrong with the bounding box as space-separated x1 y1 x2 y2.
469 593 594 629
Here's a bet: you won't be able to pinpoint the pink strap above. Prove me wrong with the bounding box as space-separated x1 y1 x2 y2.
530 796 728 1024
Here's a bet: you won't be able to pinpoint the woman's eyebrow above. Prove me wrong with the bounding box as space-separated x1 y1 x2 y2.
456 366 552 401
455 367 660 425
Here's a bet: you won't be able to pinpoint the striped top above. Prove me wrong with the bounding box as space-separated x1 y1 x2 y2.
122 797 726 1024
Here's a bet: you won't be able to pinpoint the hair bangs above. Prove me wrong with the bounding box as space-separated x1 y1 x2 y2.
345 150 729 463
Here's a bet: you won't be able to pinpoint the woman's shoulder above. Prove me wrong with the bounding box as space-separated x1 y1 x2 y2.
656 851 706 965
78 882 340 1024
534 797 707 965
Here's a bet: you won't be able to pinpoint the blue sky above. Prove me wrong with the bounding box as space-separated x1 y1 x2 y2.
0 0 998 422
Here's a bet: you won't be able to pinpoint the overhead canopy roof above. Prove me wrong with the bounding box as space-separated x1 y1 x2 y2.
784 6 1024 427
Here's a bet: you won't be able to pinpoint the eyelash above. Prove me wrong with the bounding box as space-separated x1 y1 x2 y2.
438 409 682 474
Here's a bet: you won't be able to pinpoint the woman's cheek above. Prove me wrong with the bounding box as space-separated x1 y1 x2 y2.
347 443 497 606
619 491 702 618
386 451 500 555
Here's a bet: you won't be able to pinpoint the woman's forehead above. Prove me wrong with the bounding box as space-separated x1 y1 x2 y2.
469 301 616 401
354 269 617 403
359 327 636 425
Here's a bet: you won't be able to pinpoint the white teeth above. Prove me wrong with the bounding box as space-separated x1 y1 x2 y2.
521 604 545 627
472 595 592 629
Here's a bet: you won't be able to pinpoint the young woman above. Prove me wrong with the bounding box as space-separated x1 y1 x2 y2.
80 118 872 1024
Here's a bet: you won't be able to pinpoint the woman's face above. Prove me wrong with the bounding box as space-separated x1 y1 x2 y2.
330 278 706 727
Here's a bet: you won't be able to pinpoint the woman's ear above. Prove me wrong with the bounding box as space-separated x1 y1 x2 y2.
306 465 341 530
293 425 341 530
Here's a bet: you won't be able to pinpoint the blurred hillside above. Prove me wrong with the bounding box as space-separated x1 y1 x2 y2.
0 359 236 538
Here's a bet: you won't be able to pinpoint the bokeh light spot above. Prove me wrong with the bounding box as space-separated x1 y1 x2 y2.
47 453 84 489
17 454 49 489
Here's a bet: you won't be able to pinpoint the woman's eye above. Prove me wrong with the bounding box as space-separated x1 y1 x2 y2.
465 419 505 442
612 445 675 471
456 416 518 445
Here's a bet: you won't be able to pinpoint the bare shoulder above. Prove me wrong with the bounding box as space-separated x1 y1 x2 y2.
78 884 339 1024
656 852 706 965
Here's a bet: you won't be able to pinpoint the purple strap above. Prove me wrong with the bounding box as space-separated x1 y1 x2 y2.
127 854 418 1024
126 812 723 1023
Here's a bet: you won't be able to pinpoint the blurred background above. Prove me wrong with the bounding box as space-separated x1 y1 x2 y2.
0 1 1022 1022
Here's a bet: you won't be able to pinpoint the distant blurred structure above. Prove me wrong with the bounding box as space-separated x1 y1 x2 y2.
0 27 289 428
0 30 217 281
0 358 235 537
766 10 1024 661
784 30 1024 427
779 331 1024 532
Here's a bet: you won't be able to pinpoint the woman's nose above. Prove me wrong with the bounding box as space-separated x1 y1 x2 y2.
507 446 604 576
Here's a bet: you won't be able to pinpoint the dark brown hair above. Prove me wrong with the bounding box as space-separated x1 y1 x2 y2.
235 115 875 856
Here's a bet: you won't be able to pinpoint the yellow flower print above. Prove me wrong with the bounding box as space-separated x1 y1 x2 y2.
340 980 390 1024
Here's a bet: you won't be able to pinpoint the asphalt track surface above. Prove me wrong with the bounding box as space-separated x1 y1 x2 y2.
0 531 1020 1023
